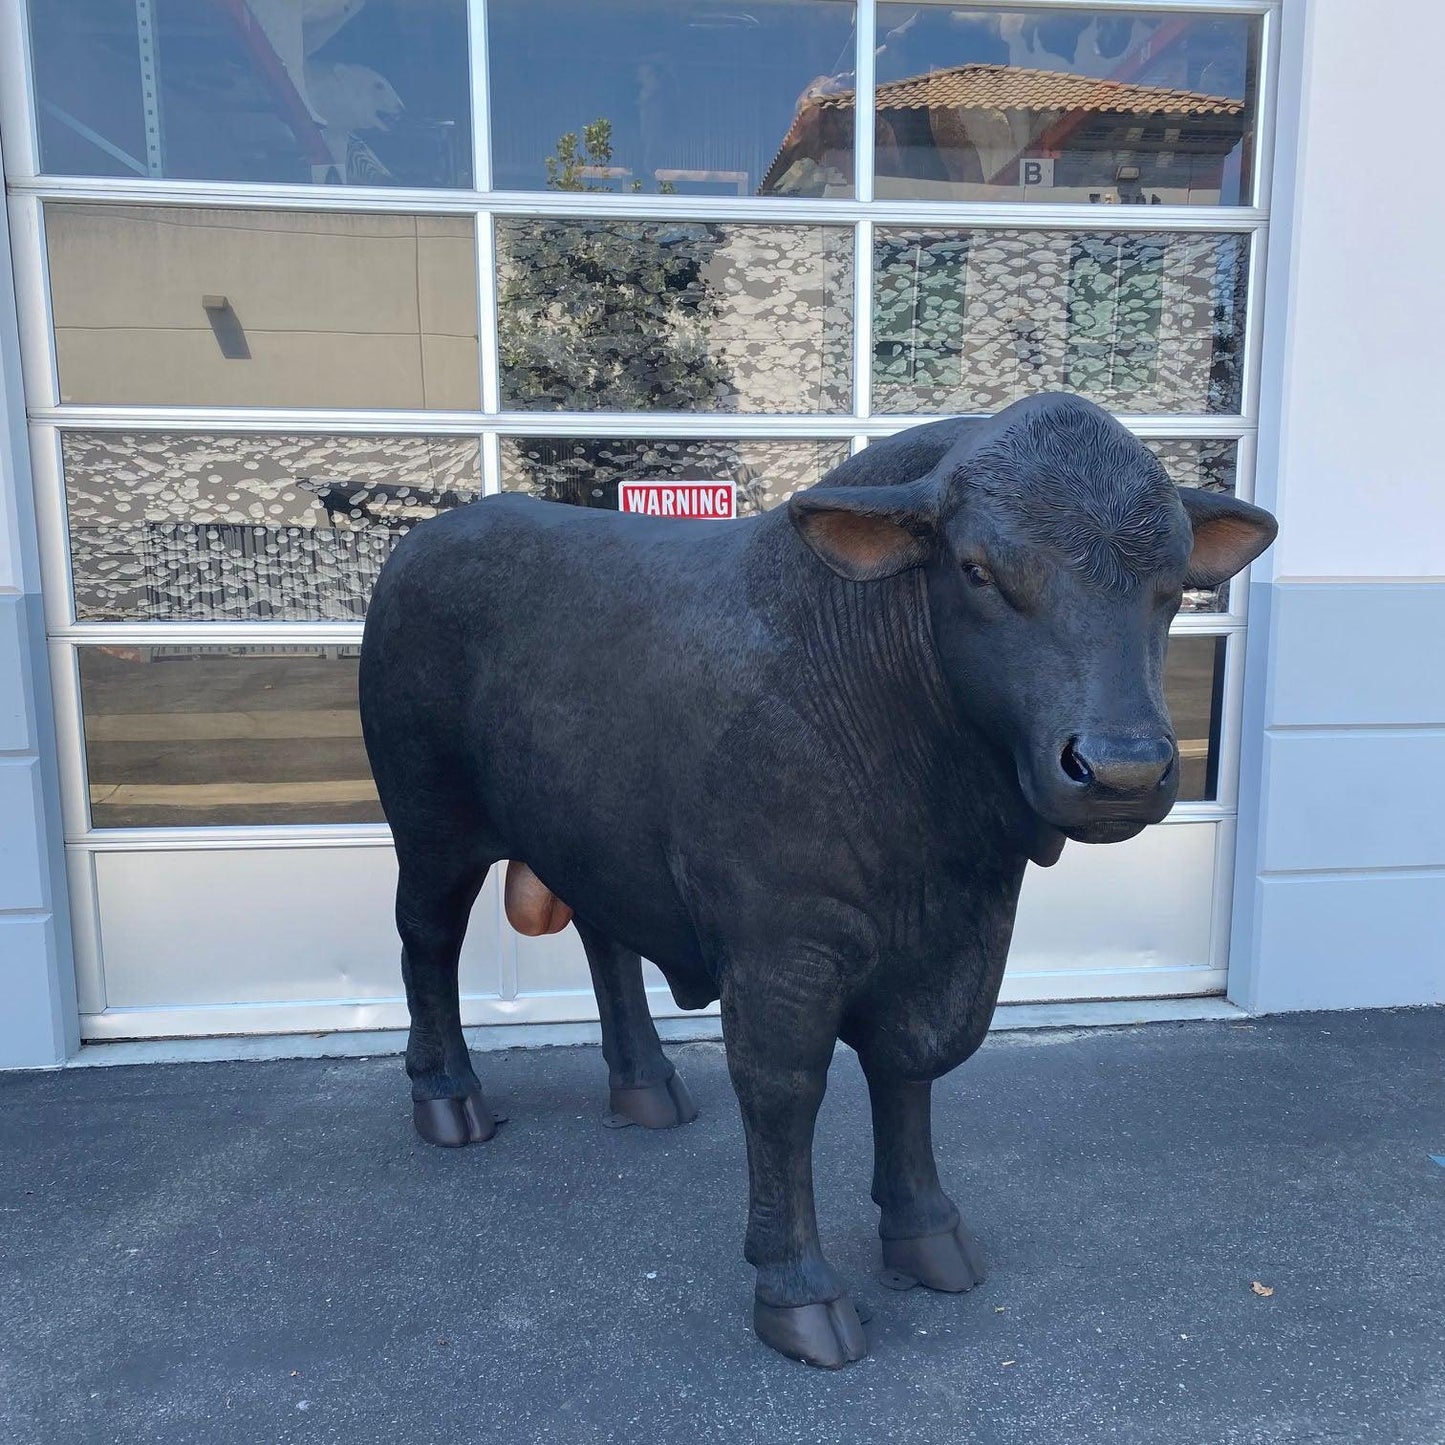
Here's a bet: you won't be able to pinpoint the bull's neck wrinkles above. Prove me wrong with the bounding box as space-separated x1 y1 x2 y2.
776 542 962 806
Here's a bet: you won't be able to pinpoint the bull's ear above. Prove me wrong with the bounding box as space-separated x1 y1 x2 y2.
788 479 940 581
1179 488 1278 589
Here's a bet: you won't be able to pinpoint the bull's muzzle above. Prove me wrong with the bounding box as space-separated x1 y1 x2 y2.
1023 731 1179 845
1059 733 1177 796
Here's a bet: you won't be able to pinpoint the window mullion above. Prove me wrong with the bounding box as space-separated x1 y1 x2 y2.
854 0 876 207
853 219 873 422
468 0 492 192
477 211 500 415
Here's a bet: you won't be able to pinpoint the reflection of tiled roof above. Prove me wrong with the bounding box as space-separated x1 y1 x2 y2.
759 63 1246 194
822 64 1244 118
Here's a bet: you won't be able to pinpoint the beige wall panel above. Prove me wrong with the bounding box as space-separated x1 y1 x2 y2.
420 335 483 409
47 205 478 408
55 329 438 409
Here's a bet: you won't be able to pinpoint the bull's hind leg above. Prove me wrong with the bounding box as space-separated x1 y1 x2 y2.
862 1062 985 1293
395 846 500 1148
576 920 697 1129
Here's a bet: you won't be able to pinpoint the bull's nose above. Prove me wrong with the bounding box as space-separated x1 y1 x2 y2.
1059 734 1176 794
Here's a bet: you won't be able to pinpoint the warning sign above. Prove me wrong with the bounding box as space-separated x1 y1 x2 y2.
617 481 738 520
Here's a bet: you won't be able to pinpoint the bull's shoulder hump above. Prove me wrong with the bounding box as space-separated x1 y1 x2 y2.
409 491 731 542
385 493 757 604
816 417 987 490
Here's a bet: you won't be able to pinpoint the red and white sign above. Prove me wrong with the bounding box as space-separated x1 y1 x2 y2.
618 480 737 520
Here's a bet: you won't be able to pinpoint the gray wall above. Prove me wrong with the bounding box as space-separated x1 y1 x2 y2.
1232 584 1445 1011
0 125 77 1068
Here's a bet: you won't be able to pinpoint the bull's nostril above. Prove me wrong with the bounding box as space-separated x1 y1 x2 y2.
1060 739 1093 785
1158 750 1178 788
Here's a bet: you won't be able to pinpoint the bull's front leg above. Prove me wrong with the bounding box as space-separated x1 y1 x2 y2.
863 1062 986 1293
720 980 867 1369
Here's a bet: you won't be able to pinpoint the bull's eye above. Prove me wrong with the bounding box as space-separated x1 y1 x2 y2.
963 561 994 589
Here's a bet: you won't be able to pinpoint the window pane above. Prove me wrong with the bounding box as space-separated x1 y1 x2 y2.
872 228 1247 415
489 0 856 198
79 646 379 829
63 433 481 623
497 220 853 414
501 437 851 514
1164 635 1226 803
30 0 471 187
1142 439 1238 615
863 5 1259 204
46 205 479 409
1143 438 1237 496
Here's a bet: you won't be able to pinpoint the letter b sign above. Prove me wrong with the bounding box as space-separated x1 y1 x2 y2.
1020 157 1055 189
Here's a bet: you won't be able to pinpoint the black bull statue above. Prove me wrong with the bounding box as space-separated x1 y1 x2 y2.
358 394 1277 1368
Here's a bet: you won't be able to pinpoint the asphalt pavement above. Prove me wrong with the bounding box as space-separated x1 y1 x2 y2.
1 1008 1441 1444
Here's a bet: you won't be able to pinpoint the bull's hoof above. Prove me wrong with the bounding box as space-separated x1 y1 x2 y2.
753 1295 868 1369
413 1090 502 1148
604 1072 698 1130
880 1222 986 1293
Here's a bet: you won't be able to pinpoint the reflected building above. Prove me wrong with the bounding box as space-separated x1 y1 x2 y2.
47 205 480 411
871 227 1248 418
763 65 1248 203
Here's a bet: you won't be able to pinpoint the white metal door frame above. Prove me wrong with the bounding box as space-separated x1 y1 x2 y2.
0 0 1282 1039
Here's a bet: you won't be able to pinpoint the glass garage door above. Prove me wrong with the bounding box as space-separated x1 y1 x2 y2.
3 0 1277 1039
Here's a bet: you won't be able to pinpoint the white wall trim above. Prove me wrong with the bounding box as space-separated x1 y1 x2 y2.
30 997 1250 1072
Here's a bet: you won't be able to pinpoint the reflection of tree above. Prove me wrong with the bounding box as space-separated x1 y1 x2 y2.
541 118 663 197
500 120 736 507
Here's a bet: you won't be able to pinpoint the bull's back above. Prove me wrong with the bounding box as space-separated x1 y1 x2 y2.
361 494 758 969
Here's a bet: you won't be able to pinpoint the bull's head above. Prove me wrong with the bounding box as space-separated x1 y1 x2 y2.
789 394 1277 848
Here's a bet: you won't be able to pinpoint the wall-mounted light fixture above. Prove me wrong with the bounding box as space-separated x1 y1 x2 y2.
202 294 251 360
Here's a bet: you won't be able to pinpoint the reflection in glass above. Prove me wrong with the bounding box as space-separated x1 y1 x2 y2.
64 433 481 623
79 646 380 829
489 0 857 197
1164 636 1225 802
808 5 1259 204
1140 438 1237 497
30 0 471 187
497 219 853 414
872 228 1247 415
46 205 479 409
501 437 851 515
1141 439 1237 615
